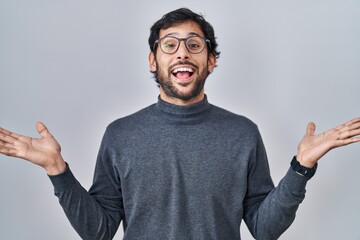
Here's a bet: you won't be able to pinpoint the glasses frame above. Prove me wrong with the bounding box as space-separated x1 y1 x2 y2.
154 35 211 55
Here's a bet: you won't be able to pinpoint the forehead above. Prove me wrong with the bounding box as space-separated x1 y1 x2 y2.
159 21 204 38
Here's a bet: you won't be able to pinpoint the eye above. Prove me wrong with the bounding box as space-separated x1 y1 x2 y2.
187 37 204 51
163 43 176 49
188 43 201 49
161 37 178 51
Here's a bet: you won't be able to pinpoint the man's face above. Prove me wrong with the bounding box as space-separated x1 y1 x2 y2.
149 21 216 105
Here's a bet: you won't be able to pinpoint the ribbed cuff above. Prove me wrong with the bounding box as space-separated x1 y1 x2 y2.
48 163 79 194
285 166 309 194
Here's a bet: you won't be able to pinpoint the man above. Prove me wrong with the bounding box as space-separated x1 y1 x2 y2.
0 8 359 240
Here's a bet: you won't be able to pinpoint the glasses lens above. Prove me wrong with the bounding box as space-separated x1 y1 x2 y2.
160 37 179 54
186 37 205 53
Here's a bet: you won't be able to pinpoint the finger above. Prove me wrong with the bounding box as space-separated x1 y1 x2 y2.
0 140 5 150
334 117 360 131
336 121 360 139
348 121 360 131
36 122 52 138
0 141 17 156
350 117 360 124
0 130 18 144
339 128 360 140
0 147 18 156
334 137 360 147
306 122 316 136
0 127 21 140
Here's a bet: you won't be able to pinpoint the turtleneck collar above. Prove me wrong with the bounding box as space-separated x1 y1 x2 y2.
154 95 211 125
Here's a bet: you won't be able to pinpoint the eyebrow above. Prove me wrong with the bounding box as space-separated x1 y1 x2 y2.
163 32 202 38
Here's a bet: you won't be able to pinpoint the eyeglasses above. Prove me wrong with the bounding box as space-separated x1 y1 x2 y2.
154 36 211 54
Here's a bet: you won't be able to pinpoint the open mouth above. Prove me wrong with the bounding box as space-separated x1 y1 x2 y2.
171 67 194 79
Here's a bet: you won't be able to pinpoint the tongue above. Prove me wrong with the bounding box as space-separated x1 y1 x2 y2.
176 72 191 79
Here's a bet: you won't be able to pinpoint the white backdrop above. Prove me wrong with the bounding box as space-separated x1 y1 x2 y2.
0 1 359 239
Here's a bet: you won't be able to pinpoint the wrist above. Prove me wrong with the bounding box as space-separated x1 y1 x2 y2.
296 155 317 168
291 156 318 179
45 155 67 176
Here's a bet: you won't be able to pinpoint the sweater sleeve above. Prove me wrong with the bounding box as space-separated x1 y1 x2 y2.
49 130 124 240
243 128 310 240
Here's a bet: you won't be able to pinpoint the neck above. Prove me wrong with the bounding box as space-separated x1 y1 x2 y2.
155 94 210 125
159 89 205 106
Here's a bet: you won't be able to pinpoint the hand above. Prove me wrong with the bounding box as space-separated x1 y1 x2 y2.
297 117 360 168
0 122 66 175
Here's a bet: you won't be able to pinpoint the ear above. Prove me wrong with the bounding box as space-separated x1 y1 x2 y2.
148 52 157 72
207 53 217 73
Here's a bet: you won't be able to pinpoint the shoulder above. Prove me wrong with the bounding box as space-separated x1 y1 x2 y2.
208 104 263 143
207 104 263 147
209 104 258 131
104 104 156 137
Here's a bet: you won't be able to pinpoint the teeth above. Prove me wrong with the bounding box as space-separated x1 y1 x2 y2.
172 67 194 73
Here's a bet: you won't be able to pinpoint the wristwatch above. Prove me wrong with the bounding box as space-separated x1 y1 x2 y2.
291 156 317 179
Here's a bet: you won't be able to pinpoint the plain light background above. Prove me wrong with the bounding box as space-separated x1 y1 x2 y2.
0 1 359 239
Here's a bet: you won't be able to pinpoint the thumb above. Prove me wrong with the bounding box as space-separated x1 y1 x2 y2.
36 122 52 138
306 122 316 136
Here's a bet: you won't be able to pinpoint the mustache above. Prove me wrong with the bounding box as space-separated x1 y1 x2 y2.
169 61 198 70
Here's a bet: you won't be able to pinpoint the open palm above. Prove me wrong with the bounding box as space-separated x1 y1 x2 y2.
297 118 360 167
0 122 65 174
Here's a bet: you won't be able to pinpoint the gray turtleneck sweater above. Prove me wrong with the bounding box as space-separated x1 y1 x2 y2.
49 96 310 240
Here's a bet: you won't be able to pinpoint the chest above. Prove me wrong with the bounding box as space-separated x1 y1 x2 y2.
114 126 252 202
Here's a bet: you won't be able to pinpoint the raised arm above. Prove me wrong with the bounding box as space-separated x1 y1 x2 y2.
0 123 123 239
244 117 360 239
0 122 66 175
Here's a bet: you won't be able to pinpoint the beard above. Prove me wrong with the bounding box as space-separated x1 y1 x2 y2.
154 60 210 102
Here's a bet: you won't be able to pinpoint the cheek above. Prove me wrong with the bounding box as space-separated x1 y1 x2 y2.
195 54 211 70
155 56 170 70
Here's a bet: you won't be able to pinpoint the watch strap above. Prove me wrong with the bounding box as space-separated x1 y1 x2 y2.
291 156 317 179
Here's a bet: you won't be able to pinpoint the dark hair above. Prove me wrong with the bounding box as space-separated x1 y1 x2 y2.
148 8 220 58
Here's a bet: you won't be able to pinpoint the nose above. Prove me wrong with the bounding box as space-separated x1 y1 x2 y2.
176 40 190 60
